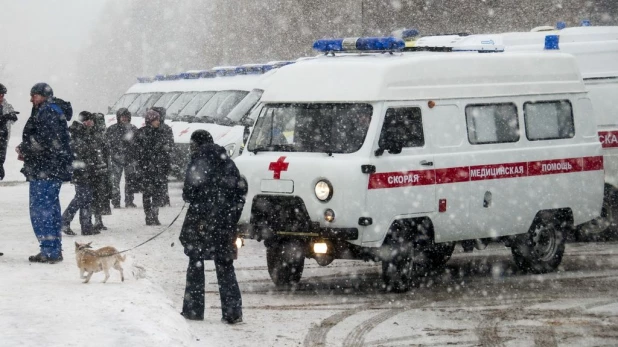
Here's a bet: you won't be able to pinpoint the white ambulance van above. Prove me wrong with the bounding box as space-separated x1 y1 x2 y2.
234 37 604 291
410 24 618 239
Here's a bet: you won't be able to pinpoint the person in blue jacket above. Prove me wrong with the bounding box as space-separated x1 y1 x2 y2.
17 83 73 263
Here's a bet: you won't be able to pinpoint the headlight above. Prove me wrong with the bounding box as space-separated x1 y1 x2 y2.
314 180 333 202
224 143 236 157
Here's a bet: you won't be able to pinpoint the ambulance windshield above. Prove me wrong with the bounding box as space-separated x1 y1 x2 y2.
176 91 217 120
194 90 249 122
126 92 163 115
109 93 139 114
247 103 372 154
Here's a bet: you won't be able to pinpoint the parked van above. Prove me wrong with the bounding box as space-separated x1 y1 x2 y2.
410 24 618 239
234 37 604 291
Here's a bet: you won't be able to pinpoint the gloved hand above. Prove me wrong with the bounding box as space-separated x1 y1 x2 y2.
0 166 5 181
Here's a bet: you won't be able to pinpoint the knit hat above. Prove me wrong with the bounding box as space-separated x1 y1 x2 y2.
145 109 160 124
190 130 213 146
116 107 131 119
78 111 95 122
30 83 53 97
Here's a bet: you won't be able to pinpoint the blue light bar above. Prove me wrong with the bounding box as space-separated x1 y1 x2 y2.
180 72 200 79
580 19 591 26
137 77 152 83
212 66 237 77
199 71 216 79
401 29 420 40
154 74 165 81
544 35 560 50
312 36 405 52
556 21 567 30
235 64 271 75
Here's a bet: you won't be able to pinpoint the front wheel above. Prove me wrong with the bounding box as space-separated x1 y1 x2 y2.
381 239 431 292
511 220 566 274
266 240 305 286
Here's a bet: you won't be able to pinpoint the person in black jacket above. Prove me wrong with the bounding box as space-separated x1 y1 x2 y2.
179 130 246 324
135 110 172 225
106 108 138 208
91 112 112 231
60 111 104 236
150 106 173 207
0 83 18 182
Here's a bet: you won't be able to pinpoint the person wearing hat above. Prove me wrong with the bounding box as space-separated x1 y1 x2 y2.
60 111 105 236
0 83 18 182
150 106 174 207
134 109 172 225
179 129 246 324
17 82 73 263
105 107 138 208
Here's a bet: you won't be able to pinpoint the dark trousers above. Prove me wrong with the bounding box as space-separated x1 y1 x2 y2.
142 183 164 222
182 256 243 320
110 161 134 206
29 180 63 258
61 184 93 233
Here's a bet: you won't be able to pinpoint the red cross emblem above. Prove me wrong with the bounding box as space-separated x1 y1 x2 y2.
107 117 114 123
180 127 190 136
268 156 289 179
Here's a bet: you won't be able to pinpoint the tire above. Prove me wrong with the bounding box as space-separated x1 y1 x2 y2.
577 185 618 242
426 242 455 269
266 240 305 286
511 219 566 274
381 239 431 292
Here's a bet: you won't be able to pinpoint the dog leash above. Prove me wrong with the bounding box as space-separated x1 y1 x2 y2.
112 202 187 256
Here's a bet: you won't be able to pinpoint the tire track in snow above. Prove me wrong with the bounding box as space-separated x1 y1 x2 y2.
341 308 406 347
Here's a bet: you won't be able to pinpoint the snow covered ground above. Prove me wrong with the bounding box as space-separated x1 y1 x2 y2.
2 138 618 346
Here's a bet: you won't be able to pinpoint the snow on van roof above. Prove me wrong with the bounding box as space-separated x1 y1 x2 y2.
451 26 618 79
260 51 585 103
124 74 267 94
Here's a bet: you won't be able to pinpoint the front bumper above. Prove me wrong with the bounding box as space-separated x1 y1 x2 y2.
238 223 358 241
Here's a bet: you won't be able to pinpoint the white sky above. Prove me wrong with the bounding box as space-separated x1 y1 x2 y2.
0 0 109 132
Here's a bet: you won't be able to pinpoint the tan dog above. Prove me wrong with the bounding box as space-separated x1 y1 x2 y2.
75 242 125 283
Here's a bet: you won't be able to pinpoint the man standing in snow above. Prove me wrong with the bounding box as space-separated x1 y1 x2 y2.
0 83 18 182
134 110 171 225
106 108 138 208
17 83 73 263
0 82 18 257
179 130 245 324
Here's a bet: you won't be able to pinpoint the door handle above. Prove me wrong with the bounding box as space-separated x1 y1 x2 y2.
420 160 433 166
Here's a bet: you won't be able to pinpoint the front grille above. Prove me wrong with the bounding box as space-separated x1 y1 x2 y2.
250 195 313 233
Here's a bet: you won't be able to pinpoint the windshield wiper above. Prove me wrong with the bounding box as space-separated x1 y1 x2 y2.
251 144 296 154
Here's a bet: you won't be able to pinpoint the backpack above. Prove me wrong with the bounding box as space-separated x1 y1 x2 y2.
52 97 73 121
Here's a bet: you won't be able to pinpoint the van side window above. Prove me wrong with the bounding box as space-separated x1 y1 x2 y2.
379 107 425 149
524 100 574 141
465 103 519 144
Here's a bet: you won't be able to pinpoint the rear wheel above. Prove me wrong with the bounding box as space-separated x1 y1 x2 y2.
511 219 566 273
266 240 305 286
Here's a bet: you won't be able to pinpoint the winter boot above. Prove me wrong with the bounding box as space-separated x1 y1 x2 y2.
29 252 63 264
93 215 107 231
126 202 137 208
61 225 76 236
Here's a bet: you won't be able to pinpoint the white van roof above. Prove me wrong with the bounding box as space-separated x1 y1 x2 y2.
417 26 618 79
125 74 266 94
260 52 585 103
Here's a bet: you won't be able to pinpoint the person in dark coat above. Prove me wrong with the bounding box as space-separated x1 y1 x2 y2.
0 83 18 182
179 130 246 324
106 107 139 208
150 106 173 207
17 83 73 263
0 82 18 257
60 111 104 236
91 112 112 231
134 110 172 225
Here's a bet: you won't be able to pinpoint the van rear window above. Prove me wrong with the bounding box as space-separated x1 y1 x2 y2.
524 100 574 141
465 103 519 144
